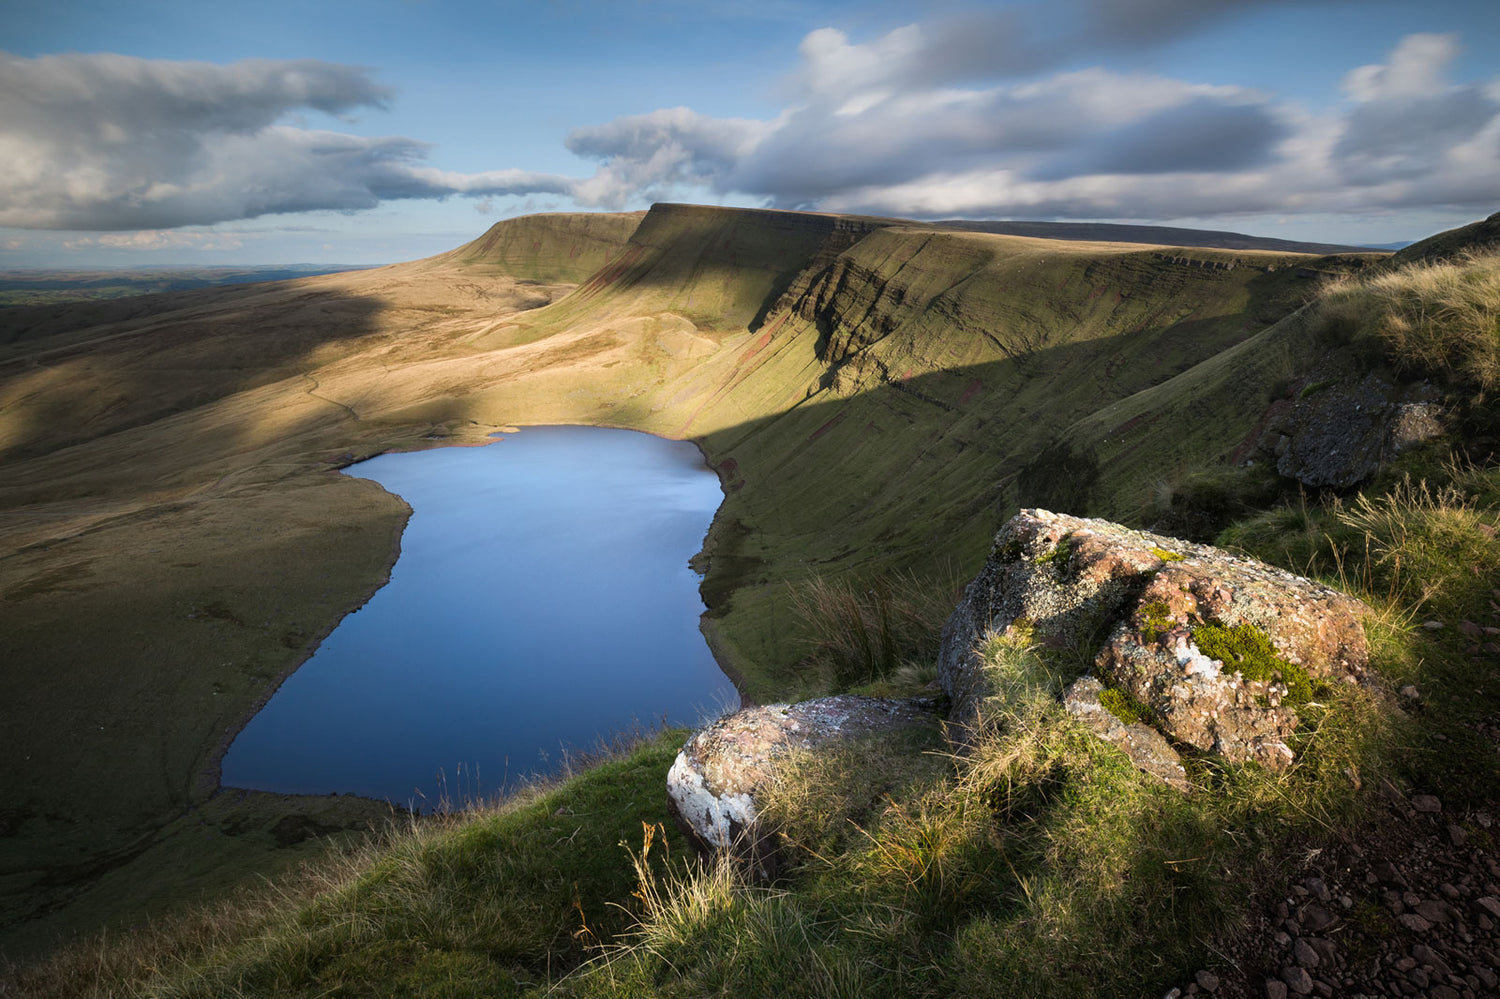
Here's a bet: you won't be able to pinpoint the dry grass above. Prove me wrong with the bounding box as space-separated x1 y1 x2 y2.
789 570 961 688
1315 249 1500 390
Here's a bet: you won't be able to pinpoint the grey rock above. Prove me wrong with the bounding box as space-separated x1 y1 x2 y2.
1299 903 1338 932
666 695 933 873
1281 964 1314 995
1412 794 1443 813
1415 899 1453 923
1265 979 1288 999
1412 943 1452 976
1398 913 1433 932
939 510 1370 773
1195 969 1220 992
1294 937 1321 968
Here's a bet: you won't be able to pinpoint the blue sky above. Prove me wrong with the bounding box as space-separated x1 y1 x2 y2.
3 0 1499 266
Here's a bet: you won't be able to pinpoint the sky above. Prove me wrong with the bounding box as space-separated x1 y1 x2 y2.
2 0 1499 267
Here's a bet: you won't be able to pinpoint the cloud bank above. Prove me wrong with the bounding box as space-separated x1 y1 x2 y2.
0 53 576 229
3 15 1498 233
562 27 1500 221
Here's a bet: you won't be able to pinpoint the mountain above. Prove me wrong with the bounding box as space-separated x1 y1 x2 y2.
0 202 1431 964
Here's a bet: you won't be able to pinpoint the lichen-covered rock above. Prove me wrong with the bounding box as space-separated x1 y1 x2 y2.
940 509 1371 775
666 695 933 870
1063 676 1188 790
938 509 1166 733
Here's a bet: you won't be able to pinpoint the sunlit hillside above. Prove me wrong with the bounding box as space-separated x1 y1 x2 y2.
7 205 1497 995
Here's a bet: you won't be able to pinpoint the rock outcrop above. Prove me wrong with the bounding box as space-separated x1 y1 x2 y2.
668 509 1375 870
666 695 933 871
940 509 1371 778
1267 373 1444 489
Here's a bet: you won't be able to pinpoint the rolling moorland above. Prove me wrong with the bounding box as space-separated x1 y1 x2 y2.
2 203 1499 996
0 267 371 309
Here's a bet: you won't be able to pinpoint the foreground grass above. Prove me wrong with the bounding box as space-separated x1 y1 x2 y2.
14 446 1497 998
4 733 695 999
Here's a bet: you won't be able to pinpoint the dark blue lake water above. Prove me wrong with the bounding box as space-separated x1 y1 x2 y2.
220 425 736 808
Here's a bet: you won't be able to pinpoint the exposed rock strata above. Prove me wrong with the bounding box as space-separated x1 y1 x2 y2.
665 695 933 871
940 509 1371 777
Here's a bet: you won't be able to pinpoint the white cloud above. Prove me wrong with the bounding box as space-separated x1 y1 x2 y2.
559 29 1500 223
6 16 1498 237
0 52 577 230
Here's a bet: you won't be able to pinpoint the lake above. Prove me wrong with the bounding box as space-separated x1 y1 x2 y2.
219 425 737 808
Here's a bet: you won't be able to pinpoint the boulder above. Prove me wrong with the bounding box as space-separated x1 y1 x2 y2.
666 695 933 871
940 509 1370 775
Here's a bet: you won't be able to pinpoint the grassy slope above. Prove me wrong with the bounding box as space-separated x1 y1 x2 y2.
100 243 1500 999
0 204 1378 960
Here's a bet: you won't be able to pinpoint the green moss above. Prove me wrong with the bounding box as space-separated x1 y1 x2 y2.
1098 686 1152 726
1191 621 1314 705
1299 378 1334 399
1035 532 1081 582
1139 600 1175 643
1150 546 1185 562
1035 532 1075 567
997 537 1025 562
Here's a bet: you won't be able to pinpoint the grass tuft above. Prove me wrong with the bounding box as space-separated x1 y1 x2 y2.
1314 249 1500 390
790 570 961 689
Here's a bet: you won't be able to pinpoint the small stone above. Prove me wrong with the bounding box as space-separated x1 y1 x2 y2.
1275 930 1293 947
1476 896 1500 919
1409 968 1430 988
1475 966 1498 989
1412 794 1443 813
1449 823 1469 846
1281 965 1314 995
1422 621 1444 630
1195 970 1220 992
1162 988 1182 999
1396 957 1418 972
1415 899 1452 923
1413 943 1453 975
1265 980 1288 999
1399 913 1433 932
1294 938 1321 968
1338 894 1354 909
1401 684 1423 698
1374 861 1406 886
1307 937 1337 964
1429 985 1460 999
1305 877 1331 902
1299 903 1337 931
1441 883 1462 899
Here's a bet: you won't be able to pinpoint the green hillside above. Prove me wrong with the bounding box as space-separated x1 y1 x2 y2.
8 203 1493 992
